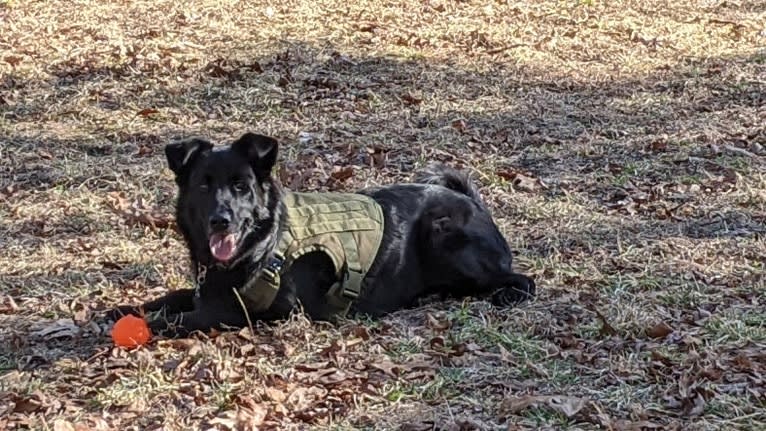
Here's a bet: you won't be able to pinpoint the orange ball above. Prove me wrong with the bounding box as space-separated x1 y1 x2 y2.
111 315 152 347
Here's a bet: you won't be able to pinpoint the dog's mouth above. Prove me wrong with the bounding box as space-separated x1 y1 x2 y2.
209 232 239 263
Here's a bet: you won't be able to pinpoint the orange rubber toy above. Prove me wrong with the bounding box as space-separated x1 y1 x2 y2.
111 315 152 347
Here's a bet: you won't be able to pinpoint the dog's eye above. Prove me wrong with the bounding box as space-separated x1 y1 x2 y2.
232 180 248 193
199 175 212 193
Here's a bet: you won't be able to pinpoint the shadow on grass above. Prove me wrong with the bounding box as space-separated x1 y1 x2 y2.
1 42 763 363
3 41 762 179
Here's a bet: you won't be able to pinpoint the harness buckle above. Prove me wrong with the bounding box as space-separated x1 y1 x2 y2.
261 252 285 282
341 268 362 300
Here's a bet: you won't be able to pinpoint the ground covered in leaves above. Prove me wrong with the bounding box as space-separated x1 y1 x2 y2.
1 0 765 429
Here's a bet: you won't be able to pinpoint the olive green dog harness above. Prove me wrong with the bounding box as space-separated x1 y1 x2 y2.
238 192 385 318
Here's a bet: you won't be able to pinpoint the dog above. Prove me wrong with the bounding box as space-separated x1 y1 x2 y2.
109 132 536 337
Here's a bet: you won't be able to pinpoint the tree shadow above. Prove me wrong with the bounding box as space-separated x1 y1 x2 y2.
2 40 763 317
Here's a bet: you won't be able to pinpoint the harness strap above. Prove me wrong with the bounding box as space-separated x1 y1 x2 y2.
323 231 364 317
239 233 292 312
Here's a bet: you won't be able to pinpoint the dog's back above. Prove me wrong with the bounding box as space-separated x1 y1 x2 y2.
413 163 487 210
353 163 534 315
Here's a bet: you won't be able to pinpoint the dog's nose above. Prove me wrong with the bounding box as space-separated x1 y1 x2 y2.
209 211 232 232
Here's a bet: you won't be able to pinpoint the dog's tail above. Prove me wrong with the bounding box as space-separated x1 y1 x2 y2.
414 163 487 209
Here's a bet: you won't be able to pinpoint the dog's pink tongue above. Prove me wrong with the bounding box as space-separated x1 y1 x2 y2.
209 233 237 262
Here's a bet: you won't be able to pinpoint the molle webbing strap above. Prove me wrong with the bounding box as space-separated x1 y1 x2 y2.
238 233 293 312
238 192 385 317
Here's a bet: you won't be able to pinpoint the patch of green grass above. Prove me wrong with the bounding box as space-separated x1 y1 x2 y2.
385 339 423 361
460 324 548 362
656 285 707 308
0 373 49 396
522 406 573 428
383 368 467 403
0 353 18 373
573 318 603 339
383 381 418 402
704 393 750 418
94 366 179 409
612 163 639 186
419 367 464 401
719 155 752 173
600 383 658 411
211 380 238 410
704 309 766 343
679 174 703 184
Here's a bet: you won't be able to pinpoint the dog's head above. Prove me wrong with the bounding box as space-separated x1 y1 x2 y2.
422 199 516 288
164 132 282 266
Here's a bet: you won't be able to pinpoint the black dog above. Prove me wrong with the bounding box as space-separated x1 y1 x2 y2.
110 133 536 337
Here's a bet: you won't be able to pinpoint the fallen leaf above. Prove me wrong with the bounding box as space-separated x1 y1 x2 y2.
510 173 539 193
650 140 668 152
547 395 588 417
399 421 435 431
330 166 354 182
370 358 404 377
426 312 451 331
500 395 588 418
4 56 22 67
732 353 754 370
286 386 327 411
294 361 330 372
366 147 388 168
29 318 83 340
401 92 422 105
53 420 75 431
592 308 617 337
646 322 673 339
265 387 287 403
208 404 267 430
136 108 159 117
687 393 706 416
136 144 153 157
347 325 371 340
0 295 20 314
500 395 538 414
451 119 467 132
105 192 174 230
612 419 663 430
11 392 45 413
496 170 516 181
496 170 541 193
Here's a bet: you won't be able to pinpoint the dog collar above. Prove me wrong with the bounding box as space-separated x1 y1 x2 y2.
194 263 208 298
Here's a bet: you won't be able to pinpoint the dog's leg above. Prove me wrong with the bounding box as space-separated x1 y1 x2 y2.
106 289 196 321
491 274 536 306
146 297 249 338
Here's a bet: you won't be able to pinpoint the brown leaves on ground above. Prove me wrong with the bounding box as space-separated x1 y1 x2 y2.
1 0 765 429
500 394 588 418
105 191 175 230
646 322 674 339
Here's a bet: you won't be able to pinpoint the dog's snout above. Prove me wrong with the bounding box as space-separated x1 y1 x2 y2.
209 209 232 232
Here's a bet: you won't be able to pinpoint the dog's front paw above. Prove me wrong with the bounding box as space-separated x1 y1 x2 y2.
492 274 536 306
147 318 189 339
104 305 143 322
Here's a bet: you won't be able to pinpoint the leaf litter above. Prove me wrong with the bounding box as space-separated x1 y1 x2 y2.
0 0 765 429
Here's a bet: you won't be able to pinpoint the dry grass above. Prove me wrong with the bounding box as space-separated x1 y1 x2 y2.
1 0 765 429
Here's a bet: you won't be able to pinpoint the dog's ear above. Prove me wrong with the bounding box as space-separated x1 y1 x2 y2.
165 138 213 178
231 133 278 181
422 201 473 248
